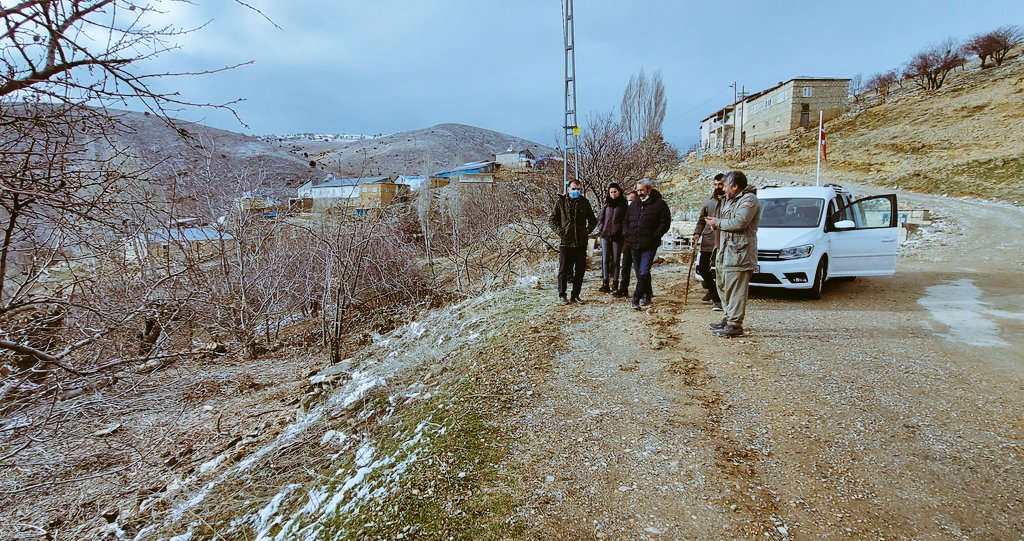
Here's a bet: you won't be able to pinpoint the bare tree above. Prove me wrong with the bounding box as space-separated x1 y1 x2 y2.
619 69 668 144
848 73 864 102
905 39 964 90
990 25 1024 66
576 110 678 201
0 0 262 471
865 70 899 98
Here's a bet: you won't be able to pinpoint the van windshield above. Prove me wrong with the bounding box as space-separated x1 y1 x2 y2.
758 198 824 228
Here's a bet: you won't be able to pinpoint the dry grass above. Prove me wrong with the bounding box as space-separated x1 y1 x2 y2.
696 49 1024 204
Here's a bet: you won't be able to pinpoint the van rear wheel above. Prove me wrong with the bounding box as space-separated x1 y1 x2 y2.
806 259 827 300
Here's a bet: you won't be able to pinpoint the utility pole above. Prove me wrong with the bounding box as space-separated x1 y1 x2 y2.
815 110 823 186
739 85 745 160
730 81 737 151
562 0 580 194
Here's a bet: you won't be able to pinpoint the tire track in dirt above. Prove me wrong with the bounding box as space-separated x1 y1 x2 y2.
655 281 788 540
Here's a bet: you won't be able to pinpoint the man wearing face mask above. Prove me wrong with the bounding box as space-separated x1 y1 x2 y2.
693 173 725 311
622 178 672 310
549 179 598 305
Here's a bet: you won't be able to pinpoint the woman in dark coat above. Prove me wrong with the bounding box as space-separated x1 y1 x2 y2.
595 182 627 292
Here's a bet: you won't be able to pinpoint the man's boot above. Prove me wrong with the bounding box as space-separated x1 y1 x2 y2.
708 319 727 330
713 324 744 337
599 279 611 293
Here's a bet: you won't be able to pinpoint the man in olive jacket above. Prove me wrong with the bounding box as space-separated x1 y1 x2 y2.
622 178 672 309
705 170 760 337
549 179 597 305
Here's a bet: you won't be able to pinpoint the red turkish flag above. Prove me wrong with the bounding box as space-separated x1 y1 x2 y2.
820 127 827 161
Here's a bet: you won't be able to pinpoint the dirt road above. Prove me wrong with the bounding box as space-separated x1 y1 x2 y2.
505 185 1024 539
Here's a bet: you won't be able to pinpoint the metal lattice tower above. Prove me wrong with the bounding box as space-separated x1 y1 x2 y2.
562 0 579 193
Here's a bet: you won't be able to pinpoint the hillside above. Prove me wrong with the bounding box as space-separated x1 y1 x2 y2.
265 123 556 179
691 51 1024 204
109 110 320 195
103 113 554 198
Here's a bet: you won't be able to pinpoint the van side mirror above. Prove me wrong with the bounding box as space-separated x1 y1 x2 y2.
833 220 855 230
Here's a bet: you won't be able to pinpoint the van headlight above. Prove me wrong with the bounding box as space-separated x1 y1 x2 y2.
778 244 814 259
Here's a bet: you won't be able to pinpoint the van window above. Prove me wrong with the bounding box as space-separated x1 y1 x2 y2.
759 198 824 228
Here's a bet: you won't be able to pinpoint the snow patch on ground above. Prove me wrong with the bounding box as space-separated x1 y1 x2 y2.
136 288 542 540
918 278 1019 347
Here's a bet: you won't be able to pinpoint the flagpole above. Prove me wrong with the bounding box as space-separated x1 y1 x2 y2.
815 110 823 186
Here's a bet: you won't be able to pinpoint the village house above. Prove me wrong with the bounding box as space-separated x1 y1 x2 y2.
395 175 427 191
700 77 850 151
236 191 277 212
355 178 409 217
289 175 410 215
125 221 235 264
495 148 535 169
429 161 497 190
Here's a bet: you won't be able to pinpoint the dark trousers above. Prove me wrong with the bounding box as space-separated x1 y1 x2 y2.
600 238 623 283
631 248 657 302
618 248 633 292
557 246 588 299
697 249 720 303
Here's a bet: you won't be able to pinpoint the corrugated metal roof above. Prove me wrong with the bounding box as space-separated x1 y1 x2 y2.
432 161 495 178
314 176 389 188
146 227 234 243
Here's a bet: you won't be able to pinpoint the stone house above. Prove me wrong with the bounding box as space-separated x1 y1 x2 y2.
700 77 850 151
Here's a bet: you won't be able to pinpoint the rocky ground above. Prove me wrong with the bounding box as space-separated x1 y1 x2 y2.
2 173 1022 540
498 175 1024 540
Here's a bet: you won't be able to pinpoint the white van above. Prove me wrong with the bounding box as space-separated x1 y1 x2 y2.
752 184 899 299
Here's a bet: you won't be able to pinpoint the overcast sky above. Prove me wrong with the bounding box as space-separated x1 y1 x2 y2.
145 0 1024 149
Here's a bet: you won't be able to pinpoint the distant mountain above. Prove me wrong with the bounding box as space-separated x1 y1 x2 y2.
262 123 557 179
108 110 320 196
106 113 555 198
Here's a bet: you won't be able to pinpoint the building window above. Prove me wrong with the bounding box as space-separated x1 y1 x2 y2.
765 98 772 108
803 87 813 97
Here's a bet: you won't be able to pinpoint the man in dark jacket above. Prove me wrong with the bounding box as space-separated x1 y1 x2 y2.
693 173 725 311
622 178 672 309
549 179 597 305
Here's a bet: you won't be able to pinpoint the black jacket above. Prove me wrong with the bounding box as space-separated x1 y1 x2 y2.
623 189 672 250
596 197 627 241
549 194 597 248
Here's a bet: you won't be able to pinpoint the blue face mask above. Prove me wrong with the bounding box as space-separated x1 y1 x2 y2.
569 189 581 199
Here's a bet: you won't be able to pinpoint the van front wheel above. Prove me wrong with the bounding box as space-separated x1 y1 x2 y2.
806 259 827 300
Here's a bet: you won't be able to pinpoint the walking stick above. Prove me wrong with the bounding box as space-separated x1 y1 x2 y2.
683 239 698 306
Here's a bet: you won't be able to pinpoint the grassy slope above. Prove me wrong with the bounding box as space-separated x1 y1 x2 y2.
690 51 1024 205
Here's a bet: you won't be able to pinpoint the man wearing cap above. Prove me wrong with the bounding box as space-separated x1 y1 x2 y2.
693 173 725 311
